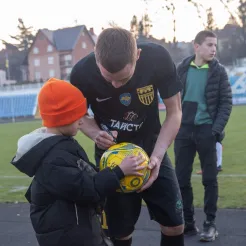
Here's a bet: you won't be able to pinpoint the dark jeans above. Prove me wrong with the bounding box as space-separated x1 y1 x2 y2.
175 124 218 223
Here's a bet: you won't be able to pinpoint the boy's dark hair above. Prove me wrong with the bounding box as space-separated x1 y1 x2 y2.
95 27 137 73
194 30 217 45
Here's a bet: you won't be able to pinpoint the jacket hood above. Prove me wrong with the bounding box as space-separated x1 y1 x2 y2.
11 128 69 177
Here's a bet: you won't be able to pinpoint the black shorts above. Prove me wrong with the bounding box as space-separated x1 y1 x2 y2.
102 154 184 238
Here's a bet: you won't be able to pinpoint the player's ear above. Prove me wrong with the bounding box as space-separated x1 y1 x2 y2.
136 49 142 60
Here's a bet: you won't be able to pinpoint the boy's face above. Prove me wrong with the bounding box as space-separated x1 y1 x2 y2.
59 117 84 136
194 37 217 62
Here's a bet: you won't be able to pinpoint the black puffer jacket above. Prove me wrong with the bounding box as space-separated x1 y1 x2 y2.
11 129 124 246
177 55 232 135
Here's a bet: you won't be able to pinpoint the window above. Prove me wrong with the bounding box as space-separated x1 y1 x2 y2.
33 47 39 54
48 56 54 65
34 59 40 67
82 42 87 49
64 54 72 61
47 45 53 52
35 72 41 80
65 67 72 74
49 69 55 77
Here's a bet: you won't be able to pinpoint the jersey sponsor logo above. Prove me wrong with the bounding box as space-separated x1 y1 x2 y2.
123 111 138 122
119 93 131 106
110 119 143 132
137 85 154 105
96 97 112 102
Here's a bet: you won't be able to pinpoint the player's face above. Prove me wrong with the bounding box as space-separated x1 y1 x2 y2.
98 49 141 88
194 37 217 62
98 63 135 88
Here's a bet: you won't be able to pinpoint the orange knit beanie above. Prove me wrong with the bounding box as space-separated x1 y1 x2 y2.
38 78 87 127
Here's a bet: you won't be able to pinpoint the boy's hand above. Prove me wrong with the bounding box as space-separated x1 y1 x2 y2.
119 153 146 176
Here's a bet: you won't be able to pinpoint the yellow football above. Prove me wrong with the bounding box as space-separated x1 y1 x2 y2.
99 142 150 193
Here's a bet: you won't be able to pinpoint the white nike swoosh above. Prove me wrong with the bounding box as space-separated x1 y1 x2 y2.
96 97 112 102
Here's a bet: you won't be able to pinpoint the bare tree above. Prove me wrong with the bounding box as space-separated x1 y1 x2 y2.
130 14 152 38
219 0 240 25
206 7 217 31
142 13 152 37
238 0 246 44
130 15 139 38
142 0 177 44
220 0 246 57
165 0 177 44
108 21 119 27
187 0 207 29
10 18 34 51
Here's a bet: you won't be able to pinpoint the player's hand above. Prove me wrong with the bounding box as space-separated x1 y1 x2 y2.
137 156 161 192
119 153 146 176
94 130 118 150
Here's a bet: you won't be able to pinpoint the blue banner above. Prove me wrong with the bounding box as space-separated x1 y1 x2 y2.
158 72 246 109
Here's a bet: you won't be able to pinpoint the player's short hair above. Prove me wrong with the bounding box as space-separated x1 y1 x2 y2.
194 30 217 45
95 27 137 73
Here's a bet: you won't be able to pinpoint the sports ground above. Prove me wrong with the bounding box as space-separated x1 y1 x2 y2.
0 106 246 245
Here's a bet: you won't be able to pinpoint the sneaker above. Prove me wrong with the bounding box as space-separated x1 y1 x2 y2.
217 166 223 172
196 170 202 175
200 221 218 242
184 221 199 236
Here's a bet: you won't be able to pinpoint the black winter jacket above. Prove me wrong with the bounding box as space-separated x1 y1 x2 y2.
11 129 124 246
177 55 232 135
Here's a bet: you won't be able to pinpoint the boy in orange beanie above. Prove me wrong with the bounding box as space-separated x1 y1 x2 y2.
11 78 145 246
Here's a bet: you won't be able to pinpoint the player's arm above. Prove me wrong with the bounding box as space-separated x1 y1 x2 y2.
151 92 182 162
79 115 117 149
151 46 182 162
139 45 182 192
139 93 182 193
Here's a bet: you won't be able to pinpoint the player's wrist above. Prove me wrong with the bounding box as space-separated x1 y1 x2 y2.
93 130 102 143
150 155 162 165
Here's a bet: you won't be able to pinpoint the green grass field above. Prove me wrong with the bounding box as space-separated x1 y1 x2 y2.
1 106 246 208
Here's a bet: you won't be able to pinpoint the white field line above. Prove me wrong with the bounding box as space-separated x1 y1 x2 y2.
9 186 28 192
192 174 246 178
0 175 246 193
0 176 29 179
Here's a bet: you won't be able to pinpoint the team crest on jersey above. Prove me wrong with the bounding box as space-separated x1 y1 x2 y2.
123 111 138 122
119 93 131 106
137 85 154 105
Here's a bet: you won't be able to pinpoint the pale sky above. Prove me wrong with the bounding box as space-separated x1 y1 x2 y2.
0 0 239 50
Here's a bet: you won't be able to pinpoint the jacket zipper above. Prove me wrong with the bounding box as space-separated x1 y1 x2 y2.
74 203 79 225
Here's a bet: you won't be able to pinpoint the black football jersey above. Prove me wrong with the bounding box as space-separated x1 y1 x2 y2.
70 43 182 153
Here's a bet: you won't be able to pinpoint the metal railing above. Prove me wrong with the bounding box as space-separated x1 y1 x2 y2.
0 83 43 92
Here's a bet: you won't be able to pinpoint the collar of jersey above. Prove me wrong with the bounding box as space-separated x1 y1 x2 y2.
190 61 209 69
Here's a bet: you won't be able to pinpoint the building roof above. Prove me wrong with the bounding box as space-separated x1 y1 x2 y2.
40 25 94 51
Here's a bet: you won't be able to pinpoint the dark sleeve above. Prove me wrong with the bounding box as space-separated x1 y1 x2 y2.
41 158 124 204
212 65 232 134
176 62 182 76
154 46 183 99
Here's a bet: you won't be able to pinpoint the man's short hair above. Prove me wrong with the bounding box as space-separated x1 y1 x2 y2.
95 27 137 73
194 30 217 45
